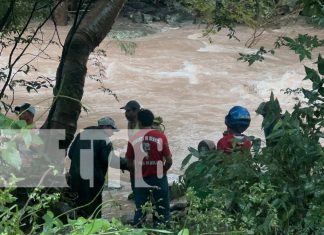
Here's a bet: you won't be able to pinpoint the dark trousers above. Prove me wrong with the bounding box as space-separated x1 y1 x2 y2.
75 184 103 218
133 175 170 227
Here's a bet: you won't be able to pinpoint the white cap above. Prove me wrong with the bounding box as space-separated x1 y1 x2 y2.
98 116 118 129
15 103 36 116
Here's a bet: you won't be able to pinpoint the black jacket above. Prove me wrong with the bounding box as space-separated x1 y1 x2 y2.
68 126 112 191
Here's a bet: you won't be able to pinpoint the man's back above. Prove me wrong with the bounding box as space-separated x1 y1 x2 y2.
217 132 251 154
67 126 113 218
68 127 112 190
126 129 171 178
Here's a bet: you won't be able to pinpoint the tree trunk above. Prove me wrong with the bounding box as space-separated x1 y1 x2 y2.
70 0 80 11
0 0 15 32
42 0 125 149
53 0 68 26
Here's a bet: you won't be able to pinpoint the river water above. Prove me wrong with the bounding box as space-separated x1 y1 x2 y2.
1 17 324 220
1 18 323 181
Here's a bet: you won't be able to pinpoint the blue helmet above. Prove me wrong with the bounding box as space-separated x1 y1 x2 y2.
225 106 251 133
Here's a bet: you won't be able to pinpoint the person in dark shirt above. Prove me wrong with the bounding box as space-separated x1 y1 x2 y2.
256 95 283 146
120 100 141 134
120 100 141 199
68 117 118 218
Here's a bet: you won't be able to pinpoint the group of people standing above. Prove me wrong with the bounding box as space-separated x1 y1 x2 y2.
66 101 255 227
67 100 172 227
13 100 255 228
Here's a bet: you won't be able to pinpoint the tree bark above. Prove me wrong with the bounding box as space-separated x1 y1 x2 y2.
70 0 80 11
53 0 68 26
42 0 125 149
0 0 15 32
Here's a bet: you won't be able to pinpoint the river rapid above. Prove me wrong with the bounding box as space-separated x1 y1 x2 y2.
1 18 324 218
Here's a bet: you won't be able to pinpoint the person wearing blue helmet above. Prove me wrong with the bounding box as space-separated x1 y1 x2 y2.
217 106 252 153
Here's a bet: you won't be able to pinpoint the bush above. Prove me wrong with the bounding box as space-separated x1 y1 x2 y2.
181 55 324 234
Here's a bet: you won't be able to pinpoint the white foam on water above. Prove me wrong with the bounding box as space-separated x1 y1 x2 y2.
214 71 229 76
113 61 205 85
197 41 258 54
161 26 180 32
253 70 307 98
109 63 154 77
105 61 117 78
155 61 200 84
229 85 260 102
187 33 258 54
187 33 204 40
263 53 281 61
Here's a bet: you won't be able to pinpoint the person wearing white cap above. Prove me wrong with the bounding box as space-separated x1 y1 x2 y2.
67 116 118 218
97 116 118 130
15 103 36 126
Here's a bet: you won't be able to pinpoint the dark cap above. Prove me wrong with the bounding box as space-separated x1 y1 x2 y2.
120 100 141 110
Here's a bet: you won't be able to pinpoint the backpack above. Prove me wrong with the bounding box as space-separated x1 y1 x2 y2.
152 116 165 132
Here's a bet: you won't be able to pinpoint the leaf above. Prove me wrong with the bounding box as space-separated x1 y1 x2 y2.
237 48 267 66
144 229 173 234
178 228 189 235
118 40 137 55
74 217 87 226
302 88 317 102
305 50 312 60
299 52 305 62
304 66 321 84
266 129 284 140
181 153 193 170
282 36 294 43
318 54 324 75
1 141 21 170
42 211 56 233
187 147 200 158
84 219 108 234
21 130 32 148
319 87 324 96
23 64 30 74
194 164 206 175
251 137 261 154
317 132 324 138
0 113 16 128
15 120 28 129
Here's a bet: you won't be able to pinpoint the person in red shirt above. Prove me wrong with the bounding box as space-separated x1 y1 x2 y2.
126 109 172 227
217 106 252 153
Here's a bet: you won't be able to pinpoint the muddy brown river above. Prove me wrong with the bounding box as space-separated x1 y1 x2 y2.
1 17 323 219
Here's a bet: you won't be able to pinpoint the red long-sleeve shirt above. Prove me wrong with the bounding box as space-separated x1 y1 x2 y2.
217 132 252 154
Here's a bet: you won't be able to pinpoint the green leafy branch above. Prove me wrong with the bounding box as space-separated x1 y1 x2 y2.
238 34 324 65
277 34 324 61
237 46 273 66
